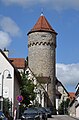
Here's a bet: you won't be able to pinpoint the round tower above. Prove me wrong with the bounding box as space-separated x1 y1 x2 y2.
27 14 57 113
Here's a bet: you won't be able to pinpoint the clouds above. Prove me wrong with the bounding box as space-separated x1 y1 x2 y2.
0 16 21 37
56 63 79 90
1 0 37 7
0 16 21 49
0 31 11 48
1 0 79 11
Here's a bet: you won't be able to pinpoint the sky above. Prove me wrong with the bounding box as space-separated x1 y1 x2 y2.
0 0 79 92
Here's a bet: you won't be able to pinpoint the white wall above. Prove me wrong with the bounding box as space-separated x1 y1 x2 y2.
0 52 14 114
56 97 59 109
76 106 79 118
0 52 14 100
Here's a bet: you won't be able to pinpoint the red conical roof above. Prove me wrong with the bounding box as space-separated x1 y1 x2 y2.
28 14 57 35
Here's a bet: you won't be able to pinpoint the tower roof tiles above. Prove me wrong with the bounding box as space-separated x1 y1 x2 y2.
28 14 57 35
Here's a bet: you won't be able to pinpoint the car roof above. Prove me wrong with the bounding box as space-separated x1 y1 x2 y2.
24 108 38 113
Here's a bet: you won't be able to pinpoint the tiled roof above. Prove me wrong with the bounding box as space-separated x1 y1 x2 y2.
9 58 26 68
28 14 57 35
69 92 75 100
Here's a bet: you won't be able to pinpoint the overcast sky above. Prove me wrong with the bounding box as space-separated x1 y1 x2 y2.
0 0 79 92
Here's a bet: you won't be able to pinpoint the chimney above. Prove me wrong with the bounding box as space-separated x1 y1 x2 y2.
3 48 9 57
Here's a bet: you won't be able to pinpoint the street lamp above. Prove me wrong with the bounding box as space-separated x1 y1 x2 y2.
1 69 12 111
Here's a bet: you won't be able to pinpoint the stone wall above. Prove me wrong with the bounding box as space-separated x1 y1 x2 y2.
28 32 56 77
28 31 56 111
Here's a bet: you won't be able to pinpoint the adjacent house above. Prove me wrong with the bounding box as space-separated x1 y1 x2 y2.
68 88 79 118
56 78 69 103
68 92 76 117
0 49 21 117
25 67 50 107
56 78 69 113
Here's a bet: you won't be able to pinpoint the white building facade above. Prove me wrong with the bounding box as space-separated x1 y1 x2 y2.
0 49 21 117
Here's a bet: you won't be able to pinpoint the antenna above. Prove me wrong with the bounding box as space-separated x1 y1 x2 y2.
41 8 44 16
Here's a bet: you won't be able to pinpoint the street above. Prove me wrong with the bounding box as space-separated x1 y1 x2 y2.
17 115 79 120
48 115 79 120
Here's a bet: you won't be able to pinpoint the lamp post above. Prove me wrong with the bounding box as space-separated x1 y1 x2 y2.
1 69 12 111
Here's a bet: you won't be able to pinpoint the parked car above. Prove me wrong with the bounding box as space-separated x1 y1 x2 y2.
21 107 40 120
0 111 6 120
35 107 47 120
45 108 52 118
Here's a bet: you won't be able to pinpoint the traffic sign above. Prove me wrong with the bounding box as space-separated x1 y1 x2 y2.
16 95 23 102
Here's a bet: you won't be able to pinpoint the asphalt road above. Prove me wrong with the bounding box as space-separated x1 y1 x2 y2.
48 115 79 120
16 115 79 120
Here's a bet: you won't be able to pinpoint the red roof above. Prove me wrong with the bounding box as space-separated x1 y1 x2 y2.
28 14 57 35
69 92 75 100
9 58 26 69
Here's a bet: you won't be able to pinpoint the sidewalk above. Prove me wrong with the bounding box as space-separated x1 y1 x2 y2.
71 116 79 120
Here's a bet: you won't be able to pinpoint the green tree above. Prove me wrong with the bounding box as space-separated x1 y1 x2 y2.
3 98 12 115
58 98 70 115
20 72 36 107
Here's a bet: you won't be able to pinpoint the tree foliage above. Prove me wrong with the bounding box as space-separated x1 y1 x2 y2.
58 98 70 115
20 72 36 107
3 98 11 115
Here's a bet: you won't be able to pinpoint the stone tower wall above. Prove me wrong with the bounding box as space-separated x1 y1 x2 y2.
28 32 56 76
28 31 56 109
